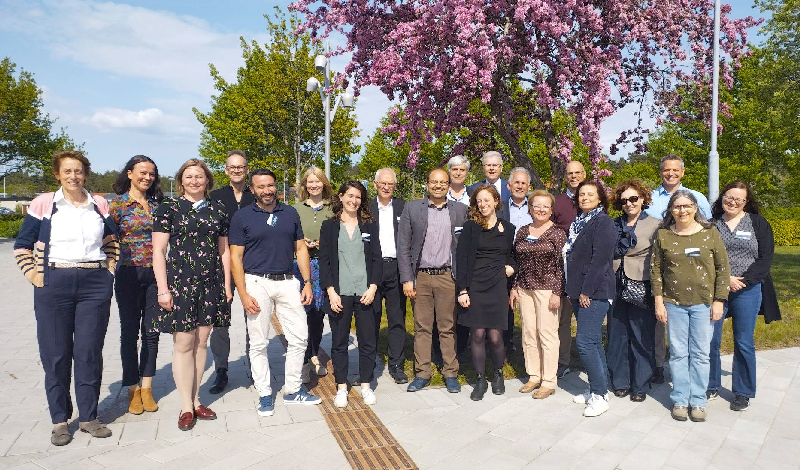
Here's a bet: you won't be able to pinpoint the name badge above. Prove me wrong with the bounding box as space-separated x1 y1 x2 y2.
362 233 371 242
526 235 538 242
685 247 700 257
454 226 463 234
735 230 752 240
266 214 278 227
396 216 401 222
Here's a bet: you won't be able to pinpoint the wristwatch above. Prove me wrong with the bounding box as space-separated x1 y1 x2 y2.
303 279 311 284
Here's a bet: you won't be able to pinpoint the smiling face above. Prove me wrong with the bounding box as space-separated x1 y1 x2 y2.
578 183 601 213
55 157 87 193
619 187 644 219
670 196 697 224
448 163 468 186
529 195 553 223
508 171 530 202
722 187 747 218
251 174 277 208
339 186 362 215
373 169 396 200
661 159 685 189
127 161 156 194
306 173 324 198
475 188 498 218
482 155 502 183
426 169 450 200
565 161 586 191
181 165 208 199
224 154 248 185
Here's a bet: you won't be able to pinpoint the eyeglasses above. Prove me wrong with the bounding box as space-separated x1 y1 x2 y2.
619 196 640 205
427 180 449 187
483 163 502 169
671 204 696 213
227 165 247 172
376 182 396 188
532 205 552 211
723 195 747 206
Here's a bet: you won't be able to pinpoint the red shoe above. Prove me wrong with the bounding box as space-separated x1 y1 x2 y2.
178 411 196 431
194 404 217 420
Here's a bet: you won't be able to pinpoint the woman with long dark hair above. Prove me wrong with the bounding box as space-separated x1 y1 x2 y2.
110 155 163 415
318 180 382 408
707 181 779 411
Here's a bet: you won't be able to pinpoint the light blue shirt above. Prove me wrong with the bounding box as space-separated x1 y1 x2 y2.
507 198 533 237
446 187 470 205
645 184 712 220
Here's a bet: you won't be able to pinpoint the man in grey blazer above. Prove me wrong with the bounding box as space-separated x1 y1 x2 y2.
398 168 468 393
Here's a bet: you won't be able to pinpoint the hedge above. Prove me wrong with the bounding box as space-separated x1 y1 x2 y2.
768 218 800 247
0 217 24 238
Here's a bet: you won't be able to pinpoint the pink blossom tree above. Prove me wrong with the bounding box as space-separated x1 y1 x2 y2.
289 0 758 189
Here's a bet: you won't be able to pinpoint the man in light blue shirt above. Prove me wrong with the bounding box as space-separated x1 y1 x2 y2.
501 167 533 237
645 154 712 220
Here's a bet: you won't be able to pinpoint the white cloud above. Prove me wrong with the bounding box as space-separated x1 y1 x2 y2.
83 107 198 136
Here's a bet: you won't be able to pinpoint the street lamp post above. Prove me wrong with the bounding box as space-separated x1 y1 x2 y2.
708 0 722 203
306 43 354 180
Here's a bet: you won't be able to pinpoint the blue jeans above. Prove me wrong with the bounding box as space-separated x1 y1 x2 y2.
573 299 610 396
708 283 761 398
607 299 656 394
665 303 713 408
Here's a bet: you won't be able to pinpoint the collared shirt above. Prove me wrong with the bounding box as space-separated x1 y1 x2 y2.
210 184 256 223
646 184 712 220
508 198 533 237
565 188 574 199
446 187 470 205
484 179 503 196
110 193 158 266
49 188 105 263
376 197 397 258
419 200 452 268
229 202 304 274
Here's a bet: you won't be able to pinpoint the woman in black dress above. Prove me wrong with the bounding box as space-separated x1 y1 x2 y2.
456 184 516 401
152 159 232 431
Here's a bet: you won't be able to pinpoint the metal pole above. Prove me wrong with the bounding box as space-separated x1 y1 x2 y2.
323 41 332 180
708 0 721 203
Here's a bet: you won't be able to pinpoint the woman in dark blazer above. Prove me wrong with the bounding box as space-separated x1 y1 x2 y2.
564 180 617 417
319 180 383 409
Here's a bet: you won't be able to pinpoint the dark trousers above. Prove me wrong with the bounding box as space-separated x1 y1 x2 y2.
504 278 515 346
607 299 656 394
305 308 325 363
329 295 377 385
115 265 160 386
573 298 610 396
375 259 407 367
34 267 113 424
210 285 250 370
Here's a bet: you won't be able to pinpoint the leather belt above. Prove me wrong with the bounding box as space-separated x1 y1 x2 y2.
50 261 108 269
382 257 396 262
418 266 450 275
247 272 294 281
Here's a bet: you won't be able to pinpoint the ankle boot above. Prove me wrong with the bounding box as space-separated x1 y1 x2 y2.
128 388 144 415
491 369 505 395
470 375 488 401
141 388 159 412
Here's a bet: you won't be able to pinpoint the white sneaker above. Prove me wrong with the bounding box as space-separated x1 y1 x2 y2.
361 387 377 405
573 389 592 404
311 356 328 376
334 389 348 408
583 393 610 417
301 363 311 384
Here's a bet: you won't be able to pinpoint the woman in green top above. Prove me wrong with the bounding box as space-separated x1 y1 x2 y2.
292 167 334 382
651 190 730 423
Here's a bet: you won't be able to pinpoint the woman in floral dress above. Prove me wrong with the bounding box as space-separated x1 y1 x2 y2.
152 158 232 431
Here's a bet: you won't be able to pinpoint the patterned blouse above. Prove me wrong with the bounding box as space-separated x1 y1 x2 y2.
513 224 567 294
110 193 159 267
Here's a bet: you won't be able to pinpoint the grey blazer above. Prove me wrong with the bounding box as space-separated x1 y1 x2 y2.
613 215 660 281
397 198 469 284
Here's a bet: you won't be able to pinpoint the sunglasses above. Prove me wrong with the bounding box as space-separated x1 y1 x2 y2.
619 196 640 205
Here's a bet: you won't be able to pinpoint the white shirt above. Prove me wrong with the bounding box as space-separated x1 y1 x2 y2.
48 188 106 263
376 197 397 259
446 187 470 205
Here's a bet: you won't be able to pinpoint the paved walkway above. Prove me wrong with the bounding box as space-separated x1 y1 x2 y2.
1 239 799 470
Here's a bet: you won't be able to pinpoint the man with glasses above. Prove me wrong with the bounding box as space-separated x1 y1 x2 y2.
398 169 468 393
208 150 255 394
370 168 408 384
468 150 510 203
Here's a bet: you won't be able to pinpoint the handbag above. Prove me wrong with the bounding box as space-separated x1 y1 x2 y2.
619 261 651 309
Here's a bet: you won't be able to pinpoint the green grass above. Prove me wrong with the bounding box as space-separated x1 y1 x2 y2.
375 246 800 385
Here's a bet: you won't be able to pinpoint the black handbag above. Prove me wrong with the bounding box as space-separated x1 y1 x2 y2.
619 261 651 309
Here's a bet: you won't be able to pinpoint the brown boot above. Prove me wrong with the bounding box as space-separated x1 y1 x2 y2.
128 388 144 415
141 388 159 412
533 386 555 399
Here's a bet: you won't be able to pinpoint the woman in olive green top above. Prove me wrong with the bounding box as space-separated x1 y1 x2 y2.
651 190 730 423
293 167 334 382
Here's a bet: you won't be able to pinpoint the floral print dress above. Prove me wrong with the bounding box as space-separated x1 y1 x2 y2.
152 197 231 333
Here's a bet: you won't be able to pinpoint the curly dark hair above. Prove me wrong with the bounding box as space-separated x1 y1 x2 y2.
330 180 373 222
711 181 761 219
572 180 609 214
468 183 501 228
612 179 651 211
112 155 163 200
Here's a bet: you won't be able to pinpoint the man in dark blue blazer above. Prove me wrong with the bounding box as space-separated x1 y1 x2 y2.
467 150 510 204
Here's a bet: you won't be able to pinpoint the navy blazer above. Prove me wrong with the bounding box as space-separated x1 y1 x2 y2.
565 213 617 300
467 179 510 204
318 217 383 314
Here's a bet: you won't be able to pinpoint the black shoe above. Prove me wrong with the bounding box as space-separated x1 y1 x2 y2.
556 364 571 378
730 395 750 411
388 365 408 384
706 389 720 401
630 393 646 402
209 368 228 394
470 376 488 401
613 389 630 398
491 369 505 395
651 367 665 384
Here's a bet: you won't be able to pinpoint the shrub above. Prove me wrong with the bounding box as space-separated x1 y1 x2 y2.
769 219 800 247
0 217 24 238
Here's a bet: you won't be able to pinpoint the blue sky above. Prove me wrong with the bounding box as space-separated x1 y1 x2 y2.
0 0 764 175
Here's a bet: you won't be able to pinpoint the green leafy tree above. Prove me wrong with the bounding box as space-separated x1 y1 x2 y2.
1 58 79 179
193 8 359 189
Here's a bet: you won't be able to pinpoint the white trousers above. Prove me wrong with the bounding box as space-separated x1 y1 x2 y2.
245 274 308 396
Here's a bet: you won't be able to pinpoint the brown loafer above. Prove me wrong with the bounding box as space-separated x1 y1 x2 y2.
194 405 217 420
519 381 541 394
178 411 196 431
79 420 112 438
533 387 555 399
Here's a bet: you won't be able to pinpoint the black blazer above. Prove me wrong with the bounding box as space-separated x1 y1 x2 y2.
369 196 406 254
565 213 617 300
455 218 516 293
318 217 383 314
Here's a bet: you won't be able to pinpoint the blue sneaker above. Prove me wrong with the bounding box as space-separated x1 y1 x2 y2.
445 377 461 393
283 387 322 405
257 395 274 417
406 377 430 392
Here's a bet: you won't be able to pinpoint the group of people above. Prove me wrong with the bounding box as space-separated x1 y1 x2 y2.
13 148 779 447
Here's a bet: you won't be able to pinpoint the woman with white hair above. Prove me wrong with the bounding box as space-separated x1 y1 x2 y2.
446 155 471 205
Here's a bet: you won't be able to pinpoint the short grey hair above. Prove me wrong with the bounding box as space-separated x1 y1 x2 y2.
660 154 685 171
446 155 471 172
482 150 503 164
374 167 397 183
226 149 247 163
508 167 531 183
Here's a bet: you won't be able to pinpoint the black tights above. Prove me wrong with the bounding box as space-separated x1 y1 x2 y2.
471 327 505 375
